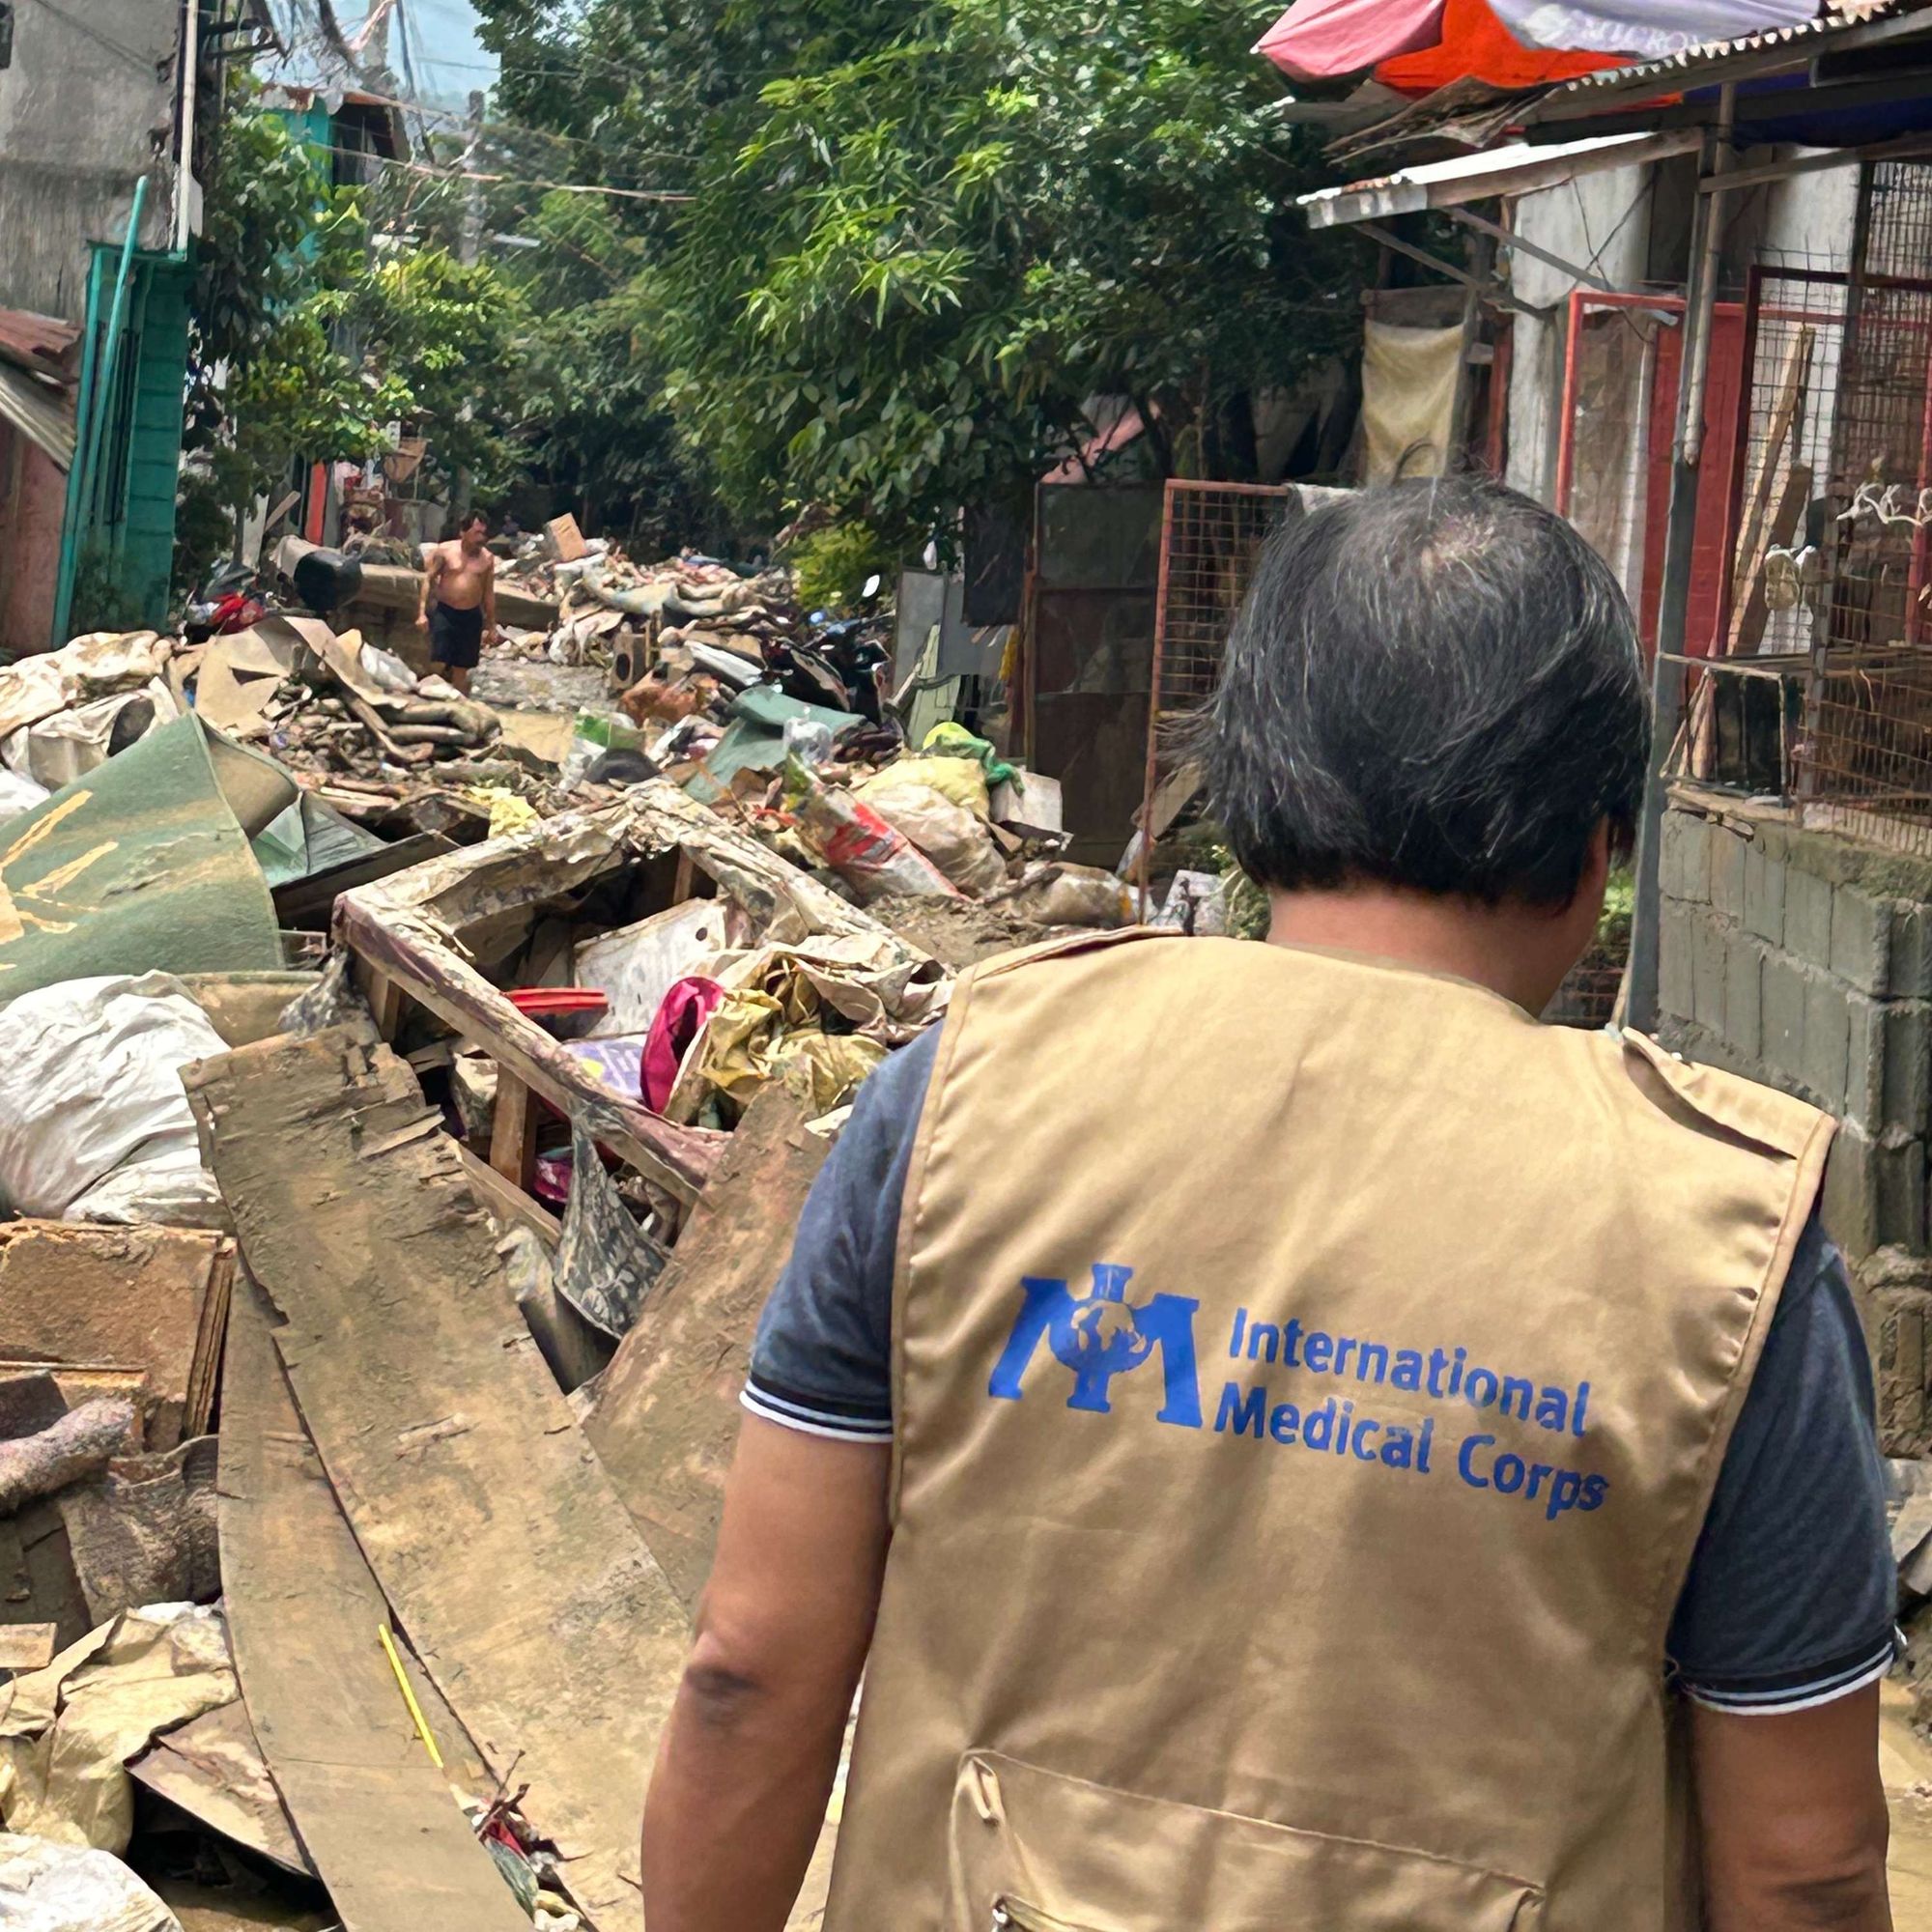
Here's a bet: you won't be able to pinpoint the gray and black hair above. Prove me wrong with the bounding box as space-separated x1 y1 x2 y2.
1197 477 1650 907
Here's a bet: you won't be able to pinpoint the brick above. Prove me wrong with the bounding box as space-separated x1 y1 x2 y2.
1893 903 1932 1001
1831 886 1897 997
1691 914 1727 1037
1801 969 1851 1112
1823 1122 1928 1262
1710 828 1747 923
1744 843 1786 946
1849 997 1932 1137
1661 810 1710 904
1761 952 1806 1087
1873 1286 1931 1452
1783 865 1835 972
1725 929 1763 1063
1659 901 1694 1024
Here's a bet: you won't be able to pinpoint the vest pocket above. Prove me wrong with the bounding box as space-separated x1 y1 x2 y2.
952 1752 1545 1931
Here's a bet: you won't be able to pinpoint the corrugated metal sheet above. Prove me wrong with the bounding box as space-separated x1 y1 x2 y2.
0 362 74 471
1300 128 1703 224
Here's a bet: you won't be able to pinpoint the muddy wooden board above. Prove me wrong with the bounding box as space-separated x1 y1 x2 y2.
189 1031 689 1925
0 1224 230 1448
585 1082 829 1608
216 1272 526 1932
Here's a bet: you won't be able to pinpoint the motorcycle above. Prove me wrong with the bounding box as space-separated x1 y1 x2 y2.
183 560 270 642
762 574 895 724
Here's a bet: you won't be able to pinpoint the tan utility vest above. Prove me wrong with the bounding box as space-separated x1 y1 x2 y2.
821 931 1833 1932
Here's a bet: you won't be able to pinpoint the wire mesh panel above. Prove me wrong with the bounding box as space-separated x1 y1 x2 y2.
1137 481 1296 869
1151 481 1296 717
1792 161 1932 854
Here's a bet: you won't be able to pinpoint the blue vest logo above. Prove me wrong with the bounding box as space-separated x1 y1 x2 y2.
987 1264 1203 1429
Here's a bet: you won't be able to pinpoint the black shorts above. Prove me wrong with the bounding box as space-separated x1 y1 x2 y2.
429 603 484 669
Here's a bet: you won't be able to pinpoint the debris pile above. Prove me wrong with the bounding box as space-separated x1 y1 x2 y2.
0 509 1158 1928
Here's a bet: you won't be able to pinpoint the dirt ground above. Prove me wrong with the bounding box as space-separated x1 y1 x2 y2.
870 893 1066 968
1884 1683 1932 1924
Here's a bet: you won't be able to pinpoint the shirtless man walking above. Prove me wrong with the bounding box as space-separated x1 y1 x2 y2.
416 510 498 694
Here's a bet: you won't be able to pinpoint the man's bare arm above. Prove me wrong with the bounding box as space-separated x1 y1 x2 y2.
1695 1688 1891 1930
482 554 498 640
417 546 441 628
642 1416 891 1932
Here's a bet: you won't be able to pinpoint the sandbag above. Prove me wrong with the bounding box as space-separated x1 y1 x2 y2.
0 974 228 1227
0 683 178 791
854 753 989 818
860 782 1008 897
0 768 48 831
0 1834 182 1932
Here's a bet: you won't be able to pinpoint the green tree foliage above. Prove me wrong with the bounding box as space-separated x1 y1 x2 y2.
473 0 1363 554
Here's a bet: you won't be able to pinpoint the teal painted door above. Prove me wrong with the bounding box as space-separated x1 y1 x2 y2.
70 248 191 635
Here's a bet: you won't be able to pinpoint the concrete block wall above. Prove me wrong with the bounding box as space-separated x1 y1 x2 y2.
1657 806 1932 1453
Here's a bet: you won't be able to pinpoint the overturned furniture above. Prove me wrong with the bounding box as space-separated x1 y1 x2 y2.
331 778 947 1225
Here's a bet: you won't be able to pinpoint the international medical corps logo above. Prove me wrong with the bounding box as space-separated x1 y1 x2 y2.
987 1263 1204 1429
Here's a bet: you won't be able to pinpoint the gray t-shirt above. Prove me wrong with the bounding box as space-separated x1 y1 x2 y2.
747 1027 1897 1713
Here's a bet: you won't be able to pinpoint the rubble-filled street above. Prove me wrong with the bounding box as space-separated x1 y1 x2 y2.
11 0 1932 1927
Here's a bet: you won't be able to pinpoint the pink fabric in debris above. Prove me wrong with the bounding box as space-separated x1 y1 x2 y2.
1255 0 1446 79
642 975 726 1114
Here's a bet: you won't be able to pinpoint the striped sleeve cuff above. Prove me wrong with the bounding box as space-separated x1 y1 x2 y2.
741 1375 894 1444
1678 1630 1902 1717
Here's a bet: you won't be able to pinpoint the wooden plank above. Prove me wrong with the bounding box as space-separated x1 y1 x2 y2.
1726 327 1814 656
452 1141 562 1243
188 1030 689 1926
488 1070 539 1188
584 1084 829 1608
0 1624 56 1672
217 1269 529 1932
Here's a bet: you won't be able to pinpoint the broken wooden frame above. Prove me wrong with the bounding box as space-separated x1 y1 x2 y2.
333 777 935 1217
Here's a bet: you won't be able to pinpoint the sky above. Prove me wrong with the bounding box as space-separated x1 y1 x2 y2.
398 0 499 107
270 0 500 109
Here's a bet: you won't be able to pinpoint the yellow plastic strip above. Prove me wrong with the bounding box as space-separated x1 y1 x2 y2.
379 1623 445 1772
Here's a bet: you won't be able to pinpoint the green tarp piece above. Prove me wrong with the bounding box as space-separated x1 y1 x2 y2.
685 686 856 804
0 713 295 1002
251 793 384 891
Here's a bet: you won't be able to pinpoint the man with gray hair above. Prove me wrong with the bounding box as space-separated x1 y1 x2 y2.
643 478 1895 1932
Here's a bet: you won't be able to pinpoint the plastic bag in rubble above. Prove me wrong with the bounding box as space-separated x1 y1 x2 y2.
0 682 178 792
860 782 1008 897
358 641 417 693
560 709 645 790
0 974 227 1227
0 766 48 832
781 754 959 903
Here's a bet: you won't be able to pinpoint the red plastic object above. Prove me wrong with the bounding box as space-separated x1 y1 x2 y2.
508 987 611 1039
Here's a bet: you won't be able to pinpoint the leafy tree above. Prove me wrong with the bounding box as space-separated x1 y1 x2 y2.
471 0 1364 555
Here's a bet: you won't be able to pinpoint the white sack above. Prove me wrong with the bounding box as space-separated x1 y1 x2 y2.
0 974 227 1227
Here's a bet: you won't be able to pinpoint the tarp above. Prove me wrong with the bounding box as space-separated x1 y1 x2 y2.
0 714 292 1003
1376 0 1627 89
1494 0 1819 57
1257 0 1820 80
1256 0 1446 78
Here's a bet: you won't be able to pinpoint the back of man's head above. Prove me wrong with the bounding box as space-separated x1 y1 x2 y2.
1200 476 1650 909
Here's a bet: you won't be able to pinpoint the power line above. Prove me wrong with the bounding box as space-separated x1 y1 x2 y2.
305 138 692 200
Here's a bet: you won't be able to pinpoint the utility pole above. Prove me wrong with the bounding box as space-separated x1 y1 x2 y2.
448 87 484 530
